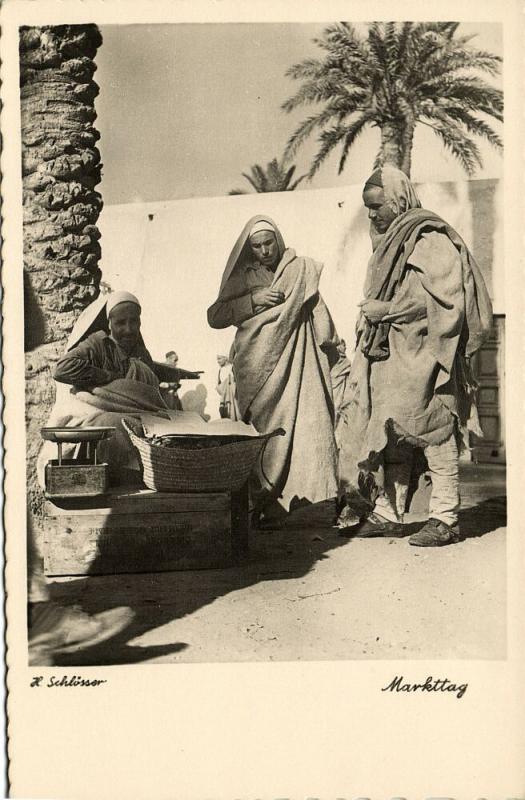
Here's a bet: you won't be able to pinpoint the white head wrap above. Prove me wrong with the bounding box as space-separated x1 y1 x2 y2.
106 291 141 316
249 220 276 238
381 164 421 215
215 215 285 295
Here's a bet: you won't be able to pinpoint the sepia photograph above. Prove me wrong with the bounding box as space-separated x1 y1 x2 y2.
2 1 523 797
20 20 507 666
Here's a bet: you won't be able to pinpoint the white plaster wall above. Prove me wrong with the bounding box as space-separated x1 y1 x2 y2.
98 179 502 419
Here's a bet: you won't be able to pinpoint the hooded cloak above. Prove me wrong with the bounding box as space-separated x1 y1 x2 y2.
338 166 493 498
216 214 285 297
207 215 339 513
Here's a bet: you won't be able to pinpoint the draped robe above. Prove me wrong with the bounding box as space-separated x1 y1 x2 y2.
338 208 493 497
208 216 338 512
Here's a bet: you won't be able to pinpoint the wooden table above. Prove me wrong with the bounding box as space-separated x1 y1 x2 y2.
43 483 250 577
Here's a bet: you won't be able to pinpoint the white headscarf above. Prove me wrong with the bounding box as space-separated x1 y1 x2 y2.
381 164 421 215
249 220 277 237
217 215 286 295
65 290 142 351
106 291 141 316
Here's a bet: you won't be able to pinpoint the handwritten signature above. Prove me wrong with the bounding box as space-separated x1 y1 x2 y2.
31 675 107 688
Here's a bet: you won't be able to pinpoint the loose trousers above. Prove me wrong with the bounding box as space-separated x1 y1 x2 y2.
374 432 460 527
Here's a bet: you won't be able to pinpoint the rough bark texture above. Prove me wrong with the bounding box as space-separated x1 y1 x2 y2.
21 25 103 514
397 102 415 178
380 122 403 172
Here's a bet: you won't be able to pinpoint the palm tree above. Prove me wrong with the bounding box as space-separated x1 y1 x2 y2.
229 157 307 195
20 24 103 514
282 22 503 178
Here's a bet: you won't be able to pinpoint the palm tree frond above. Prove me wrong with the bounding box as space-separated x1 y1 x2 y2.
288 172 308 191
284 101 363 160
316 21 363 56
230 156 306 194
308 125 348 179
285 57 325 82
396 21 414 64
373 148 383 170
366 22 388 72
242 164 268 193
419 75 503 121
338 115 372 173
282 76 364 113
415 48 502 85
419 21 460 39
282 164 296 184
427 119 482 175
384 22 397 55
437 106 503 149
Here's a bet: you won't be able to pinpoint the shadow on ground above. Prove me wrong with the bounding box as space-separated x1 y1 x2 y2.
51 499 346 665
50 489 507 666
459 496 506 538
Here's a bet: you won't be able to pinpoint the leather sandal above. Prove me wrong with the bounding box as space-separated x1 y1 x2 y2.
409 518 461 547
340 511 405 538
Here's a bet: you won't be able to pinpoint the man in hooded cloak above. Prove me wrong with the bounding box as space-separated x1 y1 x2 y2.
337 166 492 546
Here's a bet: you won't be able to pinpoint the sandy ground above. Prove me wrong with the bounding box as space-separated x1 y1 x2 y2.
51 464 506 665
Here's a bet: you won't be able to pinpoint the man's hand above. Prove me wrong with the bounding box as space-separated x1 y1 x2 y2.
252 288 285 311
358 299 391 323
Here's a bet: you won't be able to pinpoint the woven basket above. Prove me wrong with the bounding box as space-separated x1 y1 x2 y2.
122 419 284 493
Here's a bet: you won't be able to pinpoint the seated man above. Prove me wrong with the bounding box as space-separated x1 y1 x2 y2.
38 291 180 486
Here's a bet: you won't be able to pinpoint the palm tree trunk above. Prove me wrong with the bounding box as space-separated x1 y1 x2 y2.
20 24 103 515
398 104 415 178
380 122 403 169
400 141 413 177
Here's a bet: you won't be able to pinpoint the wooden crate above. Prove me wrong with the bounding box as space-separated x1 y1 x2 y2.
43 485 249 576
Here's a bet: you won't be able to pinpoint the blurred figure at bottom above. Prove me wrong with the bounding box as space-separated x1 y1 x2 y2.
27 513 134 666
